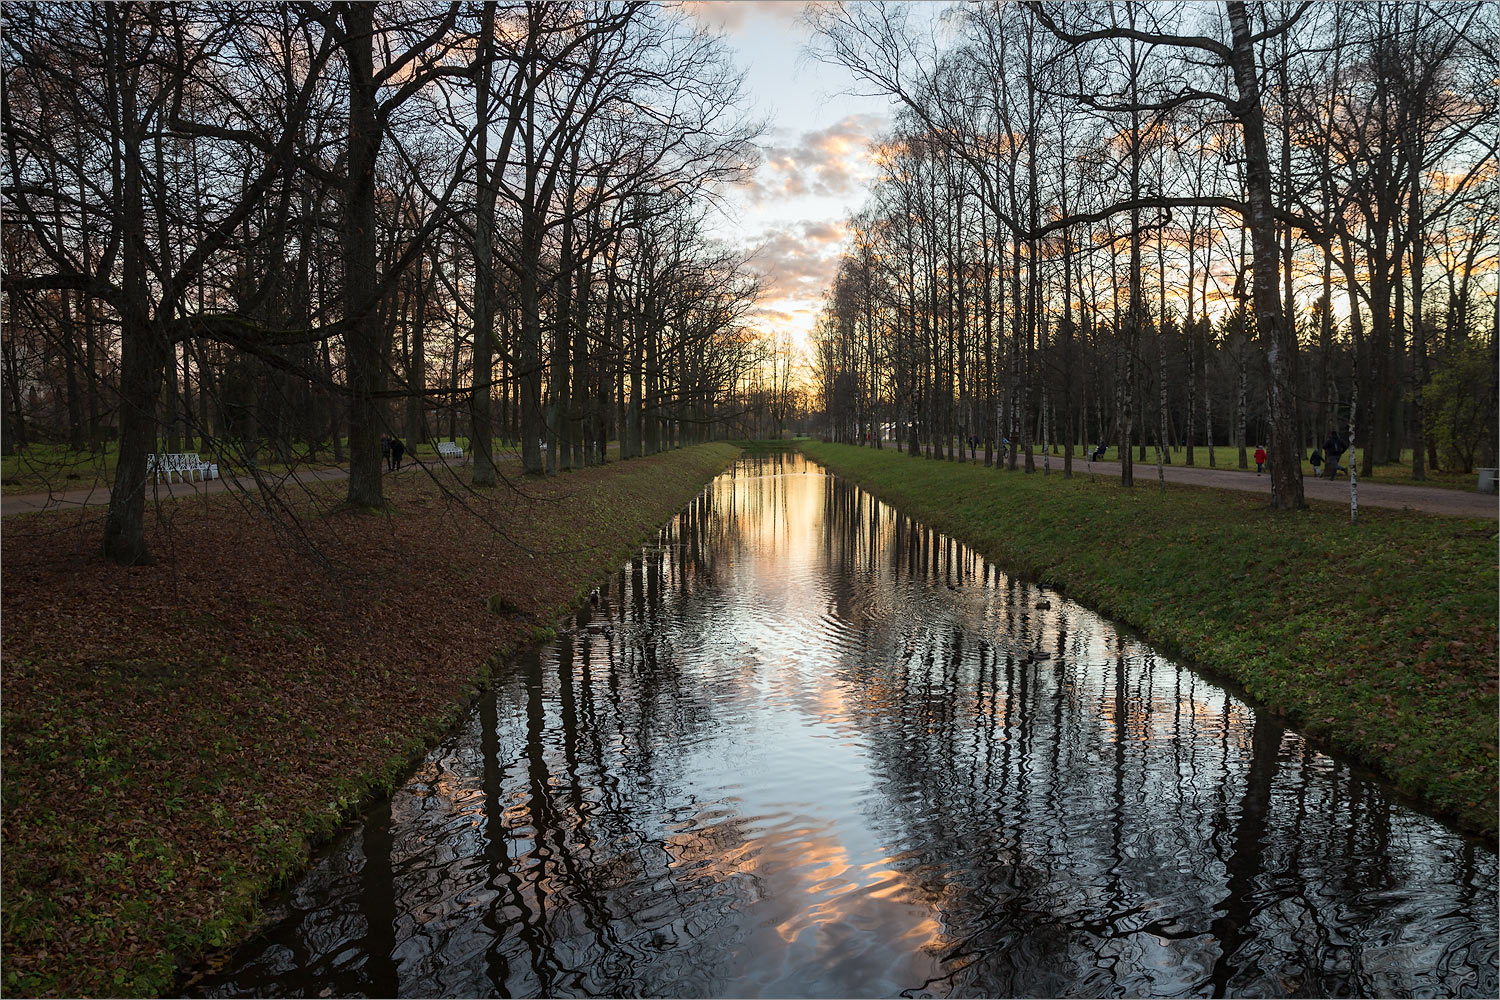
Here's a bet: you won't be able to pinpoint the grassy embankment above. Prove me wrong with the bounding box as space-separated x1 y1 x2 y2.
801 440 1497 841
1 442 740 998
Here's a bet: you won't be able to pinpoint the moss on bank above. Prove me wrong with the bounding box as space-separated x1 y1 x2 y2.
1 443 739 998
800 441 1497 843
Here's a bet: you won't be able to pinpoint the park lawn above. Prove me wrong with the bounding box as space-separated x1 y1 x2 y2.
1333 453 1480 490
2 442 122 494
0 438 634 495
801 441 1498 842
1 441 345 496
0 442 740 998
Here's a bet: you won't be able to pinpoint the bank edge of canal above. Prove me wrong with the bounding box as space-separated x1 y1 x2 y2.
1 442 741 999
799 441 1498 846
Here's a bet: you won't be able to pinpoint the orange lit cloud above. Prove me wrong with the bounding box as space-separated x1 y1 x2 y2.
752 221 848 300
745 114 888 205
801 220 843 244
741 218 854 347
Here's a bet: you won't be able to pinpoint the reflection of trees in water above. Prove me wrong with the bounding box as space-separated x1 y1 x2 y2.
817 475 1496 998
202 460 1495 998
412 464 840 996
450 491 766 997
433 457 868 996
201 474 768 997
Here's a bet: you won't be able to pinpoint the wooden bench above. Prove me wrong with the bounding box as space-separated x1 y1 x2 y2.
436 441 464 460
147 453 216 483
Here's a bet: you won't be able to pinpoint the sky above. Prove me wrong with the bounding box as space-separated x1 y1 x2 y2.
678 1 899 353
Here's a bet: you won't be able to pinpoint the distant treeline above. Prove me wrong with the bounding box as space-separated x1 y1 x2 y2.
807 2 1497 489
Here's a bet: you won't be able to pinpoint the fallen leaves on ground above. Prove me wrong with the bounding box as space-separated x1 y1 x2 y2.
1 444 739 998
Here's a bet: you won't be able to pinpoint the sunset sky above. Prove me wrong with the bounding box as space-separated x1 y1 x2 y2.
681 1 898 353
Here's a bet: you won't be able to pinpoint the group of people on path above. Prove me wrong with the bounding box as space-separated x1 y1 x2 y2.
1309 430 1349 480
1253 433 1348 479
380 433 406 471
1085 438 1346 479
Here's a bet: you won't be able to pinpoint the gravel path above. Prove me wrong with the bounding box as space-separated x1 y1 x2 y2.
1074 458 1497 519
912 446 1497 520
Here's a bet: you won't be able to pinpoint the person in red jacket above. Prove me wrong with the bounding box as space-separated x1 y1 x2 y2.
1254 444 1267 475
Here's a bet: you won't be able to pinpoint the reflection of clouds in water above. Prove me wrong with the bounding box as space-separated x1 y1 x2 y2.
198 454 1498 1000
657 810 950 994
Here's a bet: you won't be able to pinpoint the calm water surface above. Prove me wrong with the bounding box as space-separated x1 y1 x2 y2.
199 454 1497 998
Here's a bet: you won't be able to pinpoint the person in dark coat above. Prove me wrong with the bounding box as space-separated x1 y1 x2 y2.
390 436 405 470
381 433 392 471
1323 430 1346 479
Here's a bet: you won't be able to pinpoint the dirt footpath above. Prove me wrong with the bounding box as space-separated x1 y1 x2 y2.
1063 458 1497 519
918 444 1495 520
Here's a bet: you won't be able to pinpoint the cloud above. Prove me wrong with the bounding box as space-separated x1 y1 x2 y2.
739 219 854 346
749 221 848 303
749 306 803 326
748 303 819 344
743 113 888 205
675 1 827 35
800 220 843 244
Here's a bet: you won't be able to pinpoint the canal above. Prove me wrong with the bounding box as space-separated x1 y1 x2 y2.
198 453 1497 998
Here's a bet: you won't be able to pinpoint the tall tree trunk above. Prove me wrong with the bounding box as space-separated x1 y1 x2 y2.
341 3 384 507
1202 235 1215 467
571 247 592 468
1409 129 1427 481
644 299 660 456
406 250 429 447
548 146 578 474
2 293 28 454
154 132 182 456
1237 343 1248 469
1227 1 1302 509
1120 37 1143 488
624 279 642 460
470 3 500 485
103 17 168 565
519 217 545 475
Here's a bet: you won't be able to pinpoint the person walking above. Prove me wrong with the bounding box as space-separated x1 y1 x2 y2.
1323 430 1346 479
1309 448 1323 478
390 436 406 471
380 433 392 471
1254 444 1267 475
